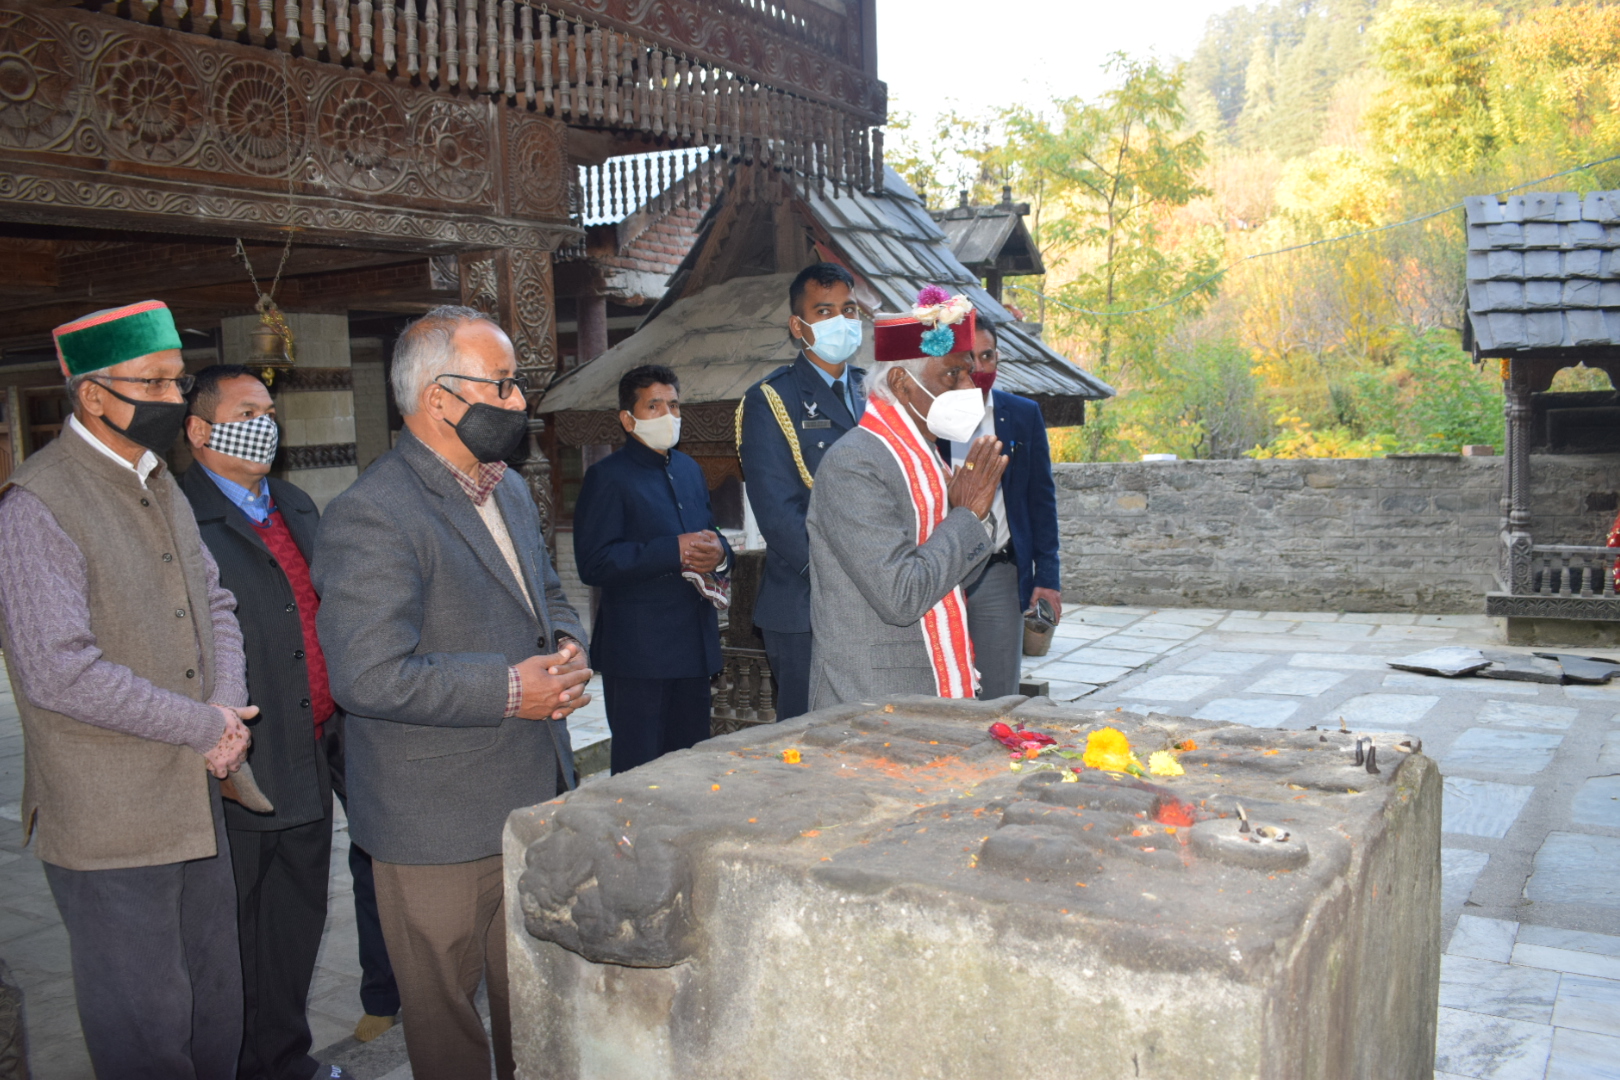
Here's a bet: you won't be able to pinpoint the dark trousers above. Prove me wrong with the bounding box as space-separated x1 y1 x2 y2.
761 628 812 721
348 842 400 1016
964 556 1023 700
228 808 331 1080
603 675 712 774
44 789 242 1080
323 721 400 1019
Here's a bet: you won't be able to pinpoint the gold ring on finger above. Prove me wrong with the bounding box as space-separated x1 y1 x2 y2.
964 461 975 470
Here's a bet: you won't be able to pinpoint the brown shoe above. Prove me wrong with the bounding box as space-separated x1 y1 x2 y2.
352 1013 396 1043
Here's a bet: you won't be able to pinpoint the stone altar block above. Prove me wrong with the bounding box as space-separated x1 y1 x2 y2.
503 695 1441 1080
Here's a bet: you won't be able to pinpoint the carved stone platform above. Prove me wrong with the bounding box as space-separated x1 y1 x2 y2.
503 694 1441 1080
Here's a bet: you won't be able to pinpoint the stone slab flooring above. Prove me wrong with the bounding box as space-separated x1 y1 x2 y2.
1 604 1616 1078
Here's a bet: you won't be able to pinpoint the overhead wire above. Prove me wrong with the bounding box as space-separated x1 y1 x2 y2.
1002 151 1620 319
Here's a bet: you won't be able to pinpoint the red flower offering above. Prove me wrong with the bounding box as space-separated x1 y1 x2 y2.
988 722 1056 752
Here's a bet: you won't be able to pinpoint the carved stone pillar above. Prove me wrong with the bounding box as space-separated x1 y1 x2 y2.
1503 359 1534 595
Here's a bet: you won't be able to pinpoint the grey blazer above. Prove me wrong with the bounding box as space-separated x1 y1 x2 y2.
805 425 992 709
311 429 588 865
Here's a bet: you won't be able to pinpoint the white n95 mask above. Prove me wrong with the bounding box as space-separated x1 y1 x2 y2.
905 370 986 444
802 315 863 365
632 412 681 452
205 413 280 464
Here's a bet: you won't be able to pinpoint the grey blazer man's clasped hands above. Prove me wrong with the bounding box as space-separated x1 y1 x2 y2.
310 428 587 867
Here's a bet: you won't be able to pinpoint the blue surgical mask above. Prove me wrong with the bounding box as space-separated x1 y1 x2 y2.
800 315 863 365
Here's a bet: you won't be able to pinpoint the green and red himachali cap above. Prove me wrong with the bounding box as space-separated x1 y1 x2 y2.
53 300 183 378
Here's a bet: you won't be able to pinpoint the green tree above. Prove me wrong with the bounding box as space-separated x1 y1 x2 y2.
998 55 1221 460
1364 0 1500 177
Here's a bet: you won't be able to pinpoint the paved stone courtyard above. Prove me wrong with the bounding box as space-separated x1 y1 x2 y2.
1 605 1616 1078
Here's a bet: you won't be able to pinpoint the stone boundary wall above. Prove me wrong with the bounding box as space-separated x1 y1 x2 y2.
1055 455 1617 613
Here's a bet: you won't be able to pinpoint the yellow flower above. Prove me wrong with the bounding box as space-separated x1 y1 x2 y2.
1148 751 1185 777
781 749 802 764
1083 727 1143 774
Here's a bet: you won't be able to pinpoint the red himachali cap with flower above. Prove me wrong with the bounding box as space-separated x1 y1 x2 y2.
872 285 977 362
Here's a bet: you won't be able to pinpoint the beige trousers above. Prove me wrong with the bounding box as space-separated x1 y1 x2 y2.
372 855 514 1080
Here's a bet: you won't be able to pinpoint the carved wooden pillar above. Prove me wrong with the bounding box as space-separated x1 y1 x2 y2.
576 293 608 366
1503 358 1533 595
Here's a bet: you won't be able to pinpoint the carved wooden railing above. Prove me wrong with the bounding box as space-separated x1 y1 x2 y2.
710 646 776 735
1522 545 1619 598
92 0 884 192
576 145 714 224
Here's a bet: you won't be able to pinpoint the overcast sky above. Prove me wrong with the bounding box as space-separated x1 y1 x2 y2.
875 0 1240 122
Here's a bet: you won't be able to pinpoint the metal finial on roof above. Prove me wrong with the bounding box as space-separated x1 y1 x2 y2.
1001 184 1012 207
959 189 969 209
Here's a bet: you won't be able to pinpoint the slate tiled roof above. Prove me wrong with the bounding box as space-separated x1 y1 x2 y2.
1464 191 1620 353
541 169 1114 414
928 202 1044 276
799 168 1110 400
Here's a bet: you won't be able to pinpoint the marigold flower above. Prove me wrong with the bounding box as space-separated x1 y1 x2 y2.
1082 727 1143 773
781 749 802 764
1148 751 1185 777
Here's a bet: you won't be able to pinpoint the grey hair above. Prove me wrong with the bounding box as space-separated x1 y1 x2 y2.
867 357 931 404
65 372 93 413
391 304 500 415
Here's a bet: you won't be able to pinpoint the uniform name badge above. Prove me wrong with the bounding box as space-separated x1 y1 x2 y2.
802 399 832 429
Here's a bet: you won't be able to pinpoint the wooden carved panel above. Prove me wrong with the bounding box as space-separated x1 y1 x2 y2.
0 3 572 231
505 110 570 223
458 248 558 376
561 0 884 121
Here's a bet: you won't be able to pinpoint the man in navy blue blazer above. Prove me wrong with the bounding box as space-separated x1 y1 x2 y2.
738 264 867 720
936 320 1063 698
574 364 732 773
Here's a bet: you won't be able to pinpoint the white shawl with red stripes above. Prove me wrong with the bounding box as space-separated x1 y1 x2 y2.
857 396 978 698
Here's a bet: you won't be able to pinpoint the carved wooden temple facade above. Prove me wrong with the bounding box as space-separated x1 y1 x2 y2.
1465 191 1620 645
0 0 887 519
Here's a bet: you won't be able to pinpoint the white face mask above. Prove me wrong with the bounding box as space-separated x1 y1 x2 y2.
904 369 986 443
205 412 280 465
630 411 681 452
798 315 863 366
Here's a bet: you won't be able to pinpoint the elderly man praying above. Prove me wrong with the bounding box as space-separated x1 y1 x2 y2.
804 288 1008 707
312 304 590 1080
0 300 255 1078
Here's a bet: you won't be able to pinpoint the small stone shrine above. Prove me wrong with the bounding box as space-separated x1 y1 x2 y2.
503 695 1441 1079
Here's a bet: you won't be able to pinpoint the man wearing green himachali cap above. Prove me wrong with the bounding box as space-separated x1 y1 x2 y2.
0 300 264 1076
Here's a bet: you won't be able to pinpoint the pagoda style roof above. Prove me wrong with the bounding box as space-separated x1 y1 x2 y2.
544 167 1112 413
929 196 1044 277
1465 191 1620 355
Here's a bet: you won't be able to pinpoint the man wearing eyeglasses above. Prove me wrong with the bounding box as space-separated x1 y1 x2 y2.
312 305 589 1080
0 301 255 1077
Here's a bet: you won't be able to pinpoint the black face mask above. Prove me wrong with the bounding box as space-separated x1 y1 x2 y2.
95 381 189 455
443 389 530 464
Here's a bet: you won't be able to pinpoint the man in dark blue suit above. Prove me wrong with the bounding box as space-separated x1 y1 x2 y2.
937 320 1063 699
575 364 733 773
738 264 867 720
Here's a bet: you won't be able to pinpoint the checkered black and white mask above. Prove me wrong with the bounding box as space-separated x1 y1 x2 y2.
205 413 280 464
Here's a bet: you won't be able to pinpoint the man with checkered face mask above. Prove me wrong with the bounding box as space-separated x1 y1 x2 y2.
179 365 370 1080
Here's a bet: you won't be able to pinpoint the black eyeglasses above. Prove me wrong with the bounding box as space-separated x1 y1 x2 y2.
435 373 531 400
93 374 196 395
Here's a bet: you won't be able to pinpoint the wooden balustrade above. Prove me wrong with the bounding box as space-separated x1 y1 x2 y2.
95 0 883 194
1523 545 1619 598
710 647 776 736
